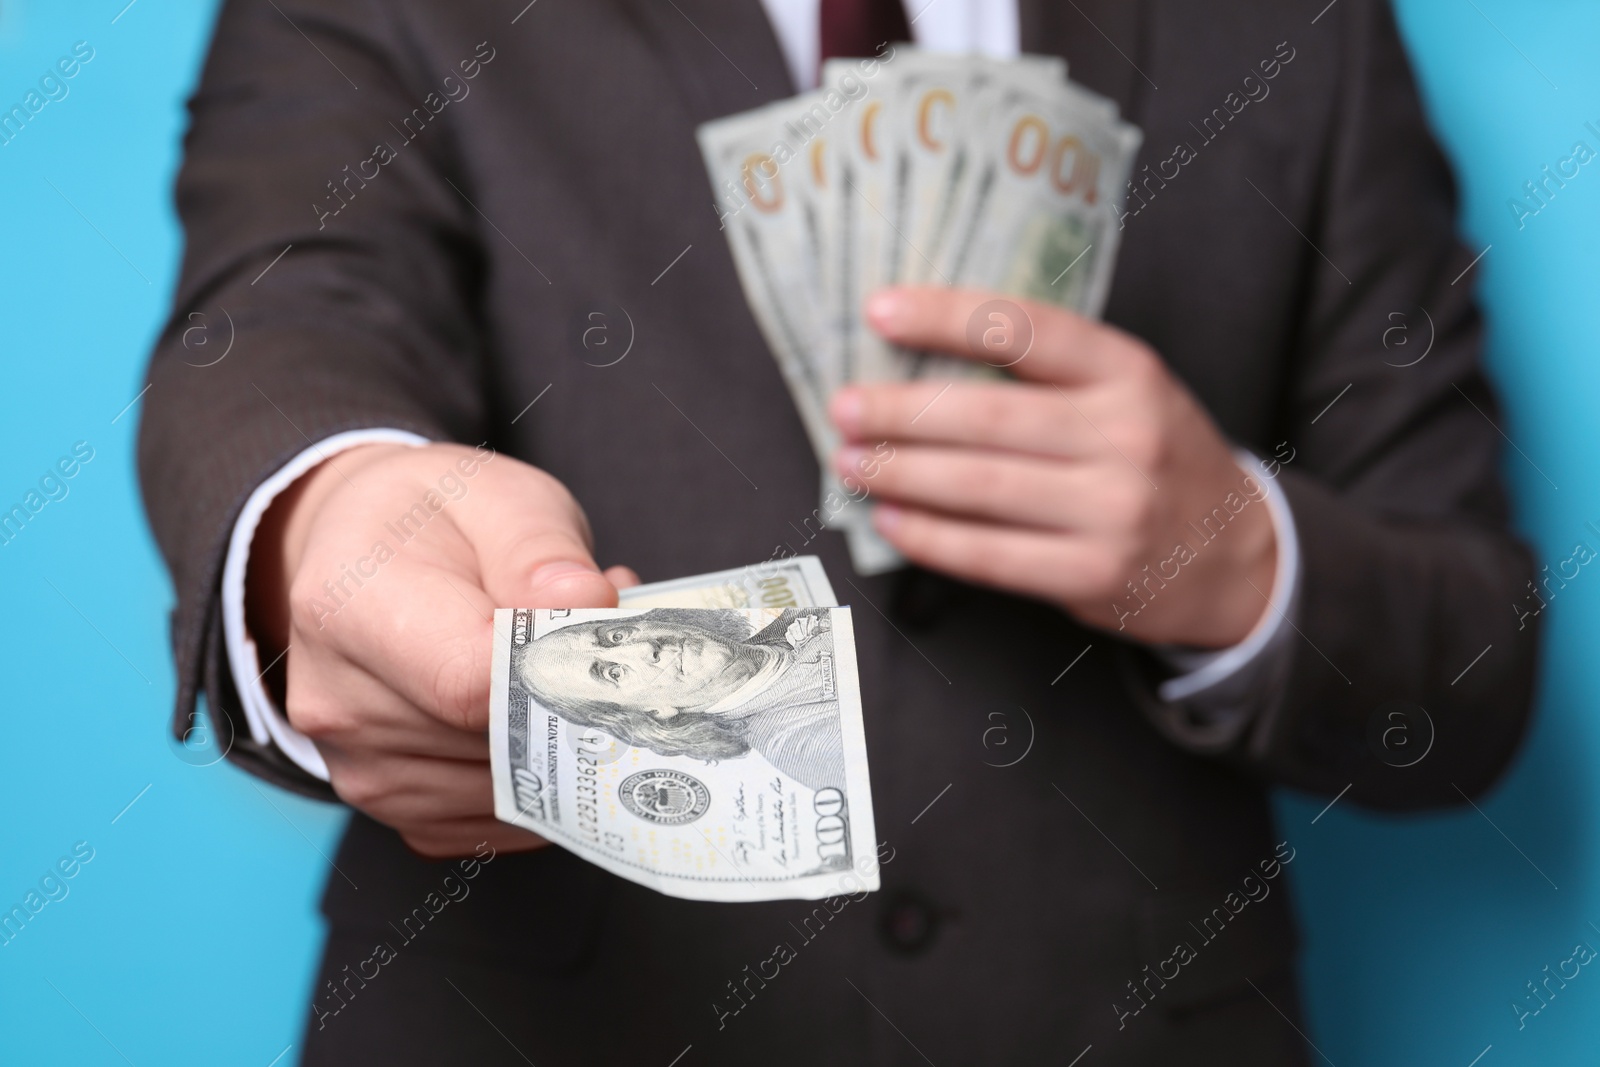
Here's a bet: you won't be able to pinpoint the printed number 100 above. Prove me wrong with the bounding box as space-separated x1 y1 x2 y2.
814 787 848 861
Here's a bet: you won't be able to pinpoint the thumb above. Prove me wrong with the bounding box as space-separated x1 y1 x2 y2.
458 463 620 610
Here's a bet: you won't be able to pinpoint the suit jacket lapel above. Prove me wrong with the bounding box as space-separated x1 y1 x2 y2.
612 0 795 123
1019 0 1152 123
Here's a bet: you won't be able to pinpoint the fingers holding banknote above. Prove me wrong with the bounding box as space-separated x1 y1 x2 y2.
830 287 1277 649
249 441 629 857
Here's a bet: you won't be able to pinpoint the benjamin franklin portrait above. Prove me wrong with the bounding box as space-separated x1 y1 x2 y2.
519 607 846 792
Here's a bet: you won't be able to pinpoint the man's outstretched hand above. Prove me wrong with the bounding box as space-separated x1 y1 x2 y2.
247 442 639 858
832 287 1278 649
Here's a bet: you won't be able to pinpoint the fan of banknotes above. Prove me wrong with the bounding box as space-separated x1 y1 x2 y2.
698 51 1143 575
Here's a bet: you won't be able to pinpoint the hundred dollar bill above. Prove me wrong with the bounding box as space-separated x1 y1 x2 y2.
822 56 911 388
701 93 872 541
489 571 878 902
940 79 1141 318
889 55 1072 382
616 554 836 611
887 54 1067 292
699 93 838 465
812 58 909 572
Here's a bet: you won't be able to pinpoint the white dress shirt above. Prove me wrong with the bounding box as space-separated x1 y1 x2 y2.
221 0 1302 780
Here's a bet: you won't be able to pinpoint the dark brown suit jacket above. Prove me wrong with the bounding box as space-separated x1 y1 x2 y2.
138 0 1538 1062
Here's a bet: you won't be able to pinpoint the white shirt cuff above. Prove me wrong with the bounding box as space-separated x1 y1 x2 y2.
220 429 431 782
1153 449 1302 704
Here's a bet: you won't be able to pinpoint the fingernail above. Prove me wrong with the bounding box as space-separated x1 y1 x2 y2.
835 446 865 476
831 389 864 434
873 503 902 533
531 561 599 590
865 289 908 335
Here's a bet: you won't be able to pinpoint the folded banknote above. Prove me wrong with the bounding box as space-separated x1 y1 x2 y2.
489 556 880 902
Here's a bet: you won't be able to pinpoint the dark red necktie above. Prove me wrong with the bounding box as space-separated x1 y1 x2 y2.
819 0 911 62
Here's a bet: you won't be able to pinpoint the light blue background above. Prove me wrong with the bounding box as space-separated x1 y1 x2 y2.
0 1 1594 1063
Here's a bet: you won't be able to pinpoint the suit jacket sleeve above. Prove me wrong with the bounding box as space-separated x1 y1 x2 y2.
1128 0 1539 809
137 0 490 798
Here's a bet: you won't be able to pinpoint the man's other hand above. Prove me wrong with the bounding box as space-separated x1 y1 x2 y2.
246 442 639 858
831 287 1277 649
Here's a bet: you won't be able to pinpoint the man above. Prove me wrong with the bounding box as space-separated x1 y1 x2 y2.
138 0 1537 1062
520 607 847 790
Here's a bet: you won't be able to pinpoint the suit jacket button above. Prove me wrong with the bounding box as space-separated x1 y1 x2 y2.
879 890 940 954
